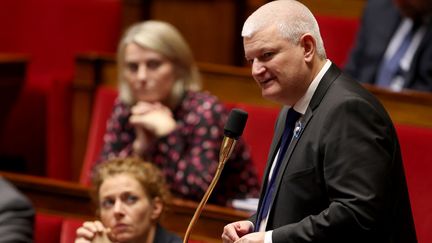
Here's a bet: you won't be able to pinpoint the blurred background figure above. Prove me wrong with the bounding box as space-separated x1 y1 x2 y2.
75 157 181 243
0 176 34 242
344 0 432 92
95 20 259 205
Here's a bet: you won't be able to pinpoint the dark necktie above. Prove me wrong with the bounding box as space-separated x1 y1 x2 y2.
376 21 419 87
254 108 301 232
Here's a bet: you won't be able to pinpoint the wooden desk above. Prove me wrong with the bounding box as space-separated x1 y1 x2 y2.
363 84 432 128
1 171 250 242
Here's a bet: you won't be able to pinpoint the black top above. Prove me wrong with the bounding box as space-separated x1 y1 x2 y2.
154 224 182 243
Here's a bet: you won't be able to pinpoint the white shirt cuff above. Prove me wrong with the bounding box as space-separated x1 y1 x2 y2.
265 230 273 243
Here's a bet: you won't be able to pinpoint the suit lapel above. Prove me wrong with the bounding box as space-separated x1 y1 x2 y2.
254 108 287 218
267 64 342 218
260 108 288 191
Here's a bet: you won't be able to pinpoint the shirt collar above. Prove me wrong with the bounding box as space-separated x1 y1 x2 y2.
292 59 332 114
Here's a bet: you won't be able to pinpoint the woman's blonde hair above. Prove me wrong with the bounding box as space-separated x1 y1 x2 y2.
91 157 171 217
117 20 201 105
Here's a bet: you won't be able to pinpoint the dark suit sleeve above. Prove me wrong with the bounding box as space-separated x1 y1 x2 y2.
0 178 35 243
273 97 400 242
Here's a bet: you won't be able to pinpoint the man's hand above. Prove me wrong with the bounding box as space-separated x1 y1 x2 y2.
235 232 265 243
221 220 254 243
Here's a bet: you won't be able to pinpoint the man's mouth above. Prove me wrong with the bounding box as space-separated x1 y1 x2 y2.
259 77 275 86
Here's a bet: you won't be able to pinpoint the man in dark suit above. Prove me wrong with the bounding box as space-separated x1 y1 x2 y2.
221 1 417 242
344 0 432 92
0 176 34 242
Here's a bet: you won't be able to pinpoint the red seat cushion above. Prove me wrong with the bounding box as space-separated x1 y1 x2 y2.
396 124 432 243
316 15 360 67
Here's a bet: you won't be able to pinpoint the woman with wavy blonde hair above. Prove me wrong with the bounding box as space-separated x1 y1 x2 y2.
98 20 260 205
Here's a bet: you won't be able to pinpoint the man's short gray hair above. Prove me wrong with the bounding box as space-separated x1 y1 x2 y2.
242 0 326 59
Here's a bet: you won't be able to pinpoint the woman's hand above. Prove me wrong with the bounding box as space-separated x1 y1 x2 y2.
129 102 176 137
74 220 114 243
132 126 154 156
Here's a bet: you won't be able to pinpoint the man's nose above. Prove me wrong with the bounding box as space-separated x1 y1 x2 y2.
252 60 266 76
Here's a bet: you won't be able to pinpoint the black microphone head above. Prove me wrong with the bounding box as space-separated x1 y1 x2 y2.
224 108 248 139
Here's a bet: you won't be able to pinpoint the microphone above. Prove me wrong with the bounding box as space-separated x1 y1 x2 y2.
219 108 248 165
183 108 248 243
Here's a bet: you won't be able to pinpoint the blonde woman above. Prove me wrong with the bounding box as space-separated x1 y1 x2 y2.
97 21 259 205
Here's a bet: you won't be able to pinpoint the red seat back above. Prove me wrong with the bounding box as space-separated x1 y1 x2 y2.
34 213 64 243
395 124 432 243
80 86 118 185
235 103 280 182
60 218 85 243
79 89 281 185
316 15 360 67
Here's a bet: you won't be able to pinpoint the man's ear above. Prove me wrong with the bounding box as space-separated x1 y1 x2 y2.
300 34 316 62
151 197 164 220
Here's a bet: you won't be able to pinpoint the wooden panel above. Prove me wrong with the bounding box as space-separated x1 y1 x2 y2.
1 171 251 243
300 0 366 18
198 62 279 107
364 84 432 128
244 0 366 18
121 0 365 66
149 0 242 65
121 0 151 33
0 54 27 132
0 54 28 173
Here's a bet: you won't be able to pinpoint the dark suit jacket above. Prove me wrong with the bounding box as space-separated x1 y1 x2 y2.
252 64 417 243
344 0 432 91
0 177 34 242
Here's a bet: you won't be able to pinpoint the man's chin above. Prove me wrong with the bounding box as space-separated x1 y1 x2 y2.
261 91 278 102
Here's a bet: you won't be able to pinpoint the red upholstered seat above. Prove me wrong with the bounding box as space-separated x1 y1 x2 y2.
235 103 280 182
60 218 85 243
34 214 88 243
80 86 118 185
316 15 360 67
47 80 73 180
0 0 121 180
395 124 432 243
79 88 280 185
34 213 64 243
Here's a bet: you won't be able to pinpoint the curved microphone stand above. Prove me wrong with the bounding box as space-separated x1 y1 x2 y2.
183 109 248 243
